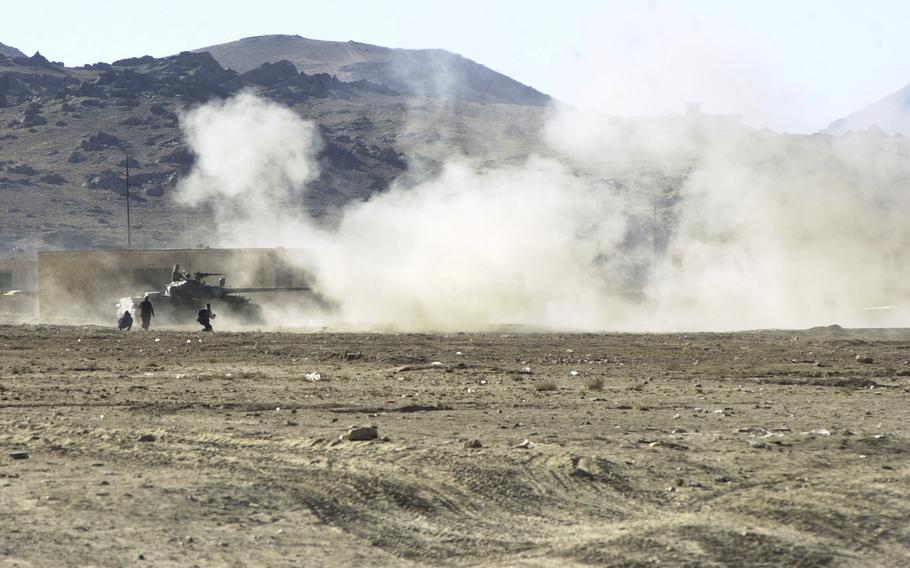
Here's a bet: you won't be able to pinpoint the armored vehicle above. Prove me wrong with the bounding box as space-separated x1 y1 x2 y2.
117 266 314 326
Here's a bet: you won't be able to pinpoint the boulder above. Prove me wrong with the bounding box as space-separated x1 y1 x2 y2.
241 60 300 86
377 147 407 169
343 426 378 441
112 55 156 66
20 114 47 127
39 174 66 185
117 157 141 168
6 164 36 175
80 131 123 151
85 170 125 190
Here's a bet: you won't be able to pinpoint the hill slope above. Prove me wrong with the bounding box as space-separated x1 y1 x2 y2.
823 83 910 136
0 41 25 58
0 47 548 253
194 34 550 106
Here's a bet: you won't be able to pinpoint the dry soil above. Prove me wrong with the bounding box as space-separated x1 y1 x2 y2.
1 325 909 566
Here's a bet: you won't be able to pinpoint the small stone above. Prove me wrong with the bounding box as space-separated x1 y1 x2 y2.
464 439 482 448
748 439 766 449
138 434 156 442
344 426 378 441
9 451 29 460
517 439 533 449
856 355 874 364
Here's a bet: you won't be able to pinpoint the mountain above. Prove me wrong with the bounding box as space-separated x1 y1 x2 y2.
823 83 910 136
194 34 550 106
0 44 547 253
0 42 25 58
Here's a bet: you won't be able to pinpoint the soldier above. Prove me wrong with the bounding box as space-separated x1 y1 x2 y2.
139 295 155 330
197 303 215 332
117 310 133 331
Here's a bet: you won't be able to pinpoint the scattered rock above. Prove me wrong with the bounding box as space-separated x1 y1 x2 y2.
6 164 36 175
80 131 123 151
9 451 29 460
517 439 533 449
748 439 766 449
343 426 378 441
138 434 156 442
39 173 66 185
464 439 482 448
856 355 874 364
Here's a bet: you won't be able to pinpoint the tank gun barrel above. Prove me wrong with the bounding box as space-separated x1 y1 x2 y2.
223 286 313 294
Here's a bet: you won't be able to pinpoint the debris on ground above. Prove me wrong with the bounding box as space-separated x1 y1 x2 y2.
343 426 379 441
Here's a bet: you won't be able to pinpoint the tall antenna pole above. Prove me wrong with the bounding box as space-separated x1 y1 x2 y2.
125 149 131 250
652 191 658 258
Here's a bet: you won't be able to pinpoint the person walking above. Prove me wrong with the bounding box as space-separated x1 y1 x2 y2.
197 303 215 332
139 295 155 330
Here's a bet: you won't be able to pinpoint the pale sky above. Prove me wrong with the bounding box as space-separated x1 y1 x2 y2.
4 0 910 133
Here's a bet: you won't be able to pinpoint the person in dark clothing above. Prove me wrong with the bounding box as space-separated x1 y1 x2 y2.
117 310 133 331
139 296 155 330
197 303 215 332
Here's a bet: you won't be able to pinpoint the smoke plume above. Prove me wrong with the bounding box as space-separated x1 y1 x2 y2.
175 92 910 331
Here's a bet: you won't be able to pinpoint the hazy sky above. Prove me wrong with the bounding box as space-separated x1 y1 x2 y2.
4 0 910 133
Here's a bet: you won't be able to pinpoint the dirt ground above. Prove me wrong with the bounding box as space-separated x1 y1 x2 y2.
1 324 908 567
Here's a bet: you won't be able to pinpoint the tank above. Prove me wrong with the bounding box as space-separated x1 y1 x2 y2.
117 265 316 326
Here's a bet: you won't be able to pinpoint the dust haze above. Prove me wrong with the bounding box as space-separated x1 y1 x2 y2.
174 90 910 331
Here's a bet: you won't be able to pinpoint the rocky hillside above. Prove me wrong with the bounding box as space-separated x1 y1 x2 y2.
823 82 910 136
0 45 548 253
194 35 550 106
0 42 24 58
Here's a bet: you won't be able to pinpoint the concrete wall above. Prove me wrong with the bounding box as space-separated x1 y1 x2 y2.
0 255 39 322
0 255 38 291
38 248 310 323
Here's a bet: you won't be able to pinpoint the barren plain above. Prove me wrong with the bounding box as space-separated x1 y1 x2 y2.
1 325 909 566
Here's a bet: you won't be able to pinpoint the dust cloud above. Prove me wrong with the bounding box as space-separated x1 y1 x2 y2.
175 92 910 331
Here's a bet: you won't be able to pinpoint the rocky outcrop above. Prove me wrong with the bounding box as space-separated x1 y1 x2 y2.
240 60 300 86
39 173 67 185
80 131 123 151
0 42 25 58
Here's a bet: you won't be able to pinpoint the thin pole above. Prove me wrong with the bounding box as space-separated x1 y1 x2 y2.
653 191 658 258
125 149 131 250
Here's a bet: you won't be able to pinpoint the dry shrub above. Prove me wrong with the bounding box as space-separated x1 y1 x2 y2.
585 377 604 391
535 381 558 392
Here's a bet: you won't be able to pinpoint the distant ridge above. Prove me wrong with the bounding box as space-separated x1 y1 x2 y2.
194 34 550 106
0 41 26 58
823 83 910 136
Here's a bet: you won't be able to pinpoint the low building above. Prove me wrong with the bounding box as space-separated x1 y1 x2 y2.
0 255 39 321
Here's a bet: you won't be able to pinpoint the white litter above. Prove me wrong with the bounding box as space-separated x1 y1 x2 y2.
569 370 579 376
304 372 322 382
